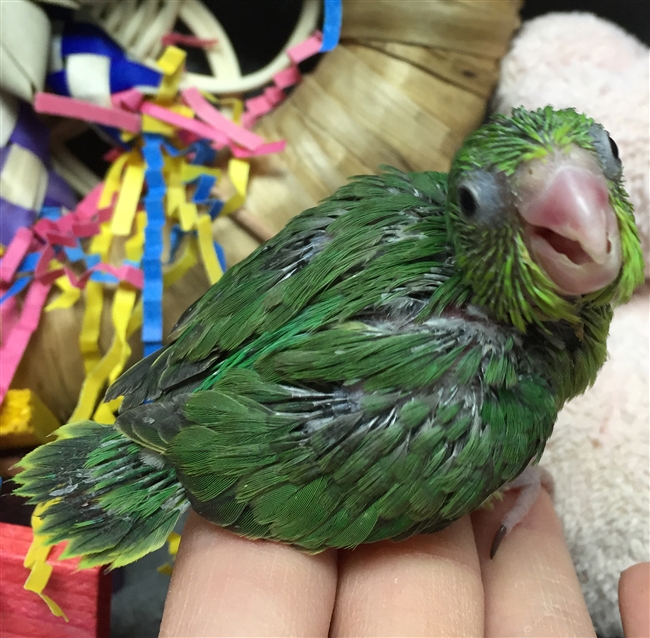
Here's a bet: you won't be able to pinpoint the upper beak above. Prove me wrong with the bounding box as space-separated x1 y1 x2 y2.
516 153 622 296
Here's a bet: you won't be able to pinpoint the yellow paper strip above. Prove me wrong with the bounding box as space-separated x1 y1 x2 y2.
93 397 123 425
142 114 175 136
78 222 113 375
166 186 185 220
169 104 194 119
99 152 130 209
45 275 81 311
89 220 114 258
71 286 137 422
164 237 199 288
196 214 222 284
111 158 145 236
107 287 137 385
124 302 142 344
157 46 186 75
79 281 104 375
179 201 198 232
125 211 146 263
180 162 221 183
221 158 250 215
24 505 69 622
156 47 186 103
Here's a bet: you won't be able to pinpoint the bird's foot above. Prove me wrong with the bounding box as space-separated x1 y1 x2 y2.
490 465 554 559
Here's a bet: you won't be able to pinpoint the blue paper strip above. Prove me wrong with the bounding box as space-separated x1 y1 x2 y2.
39 206 63 221
168 224 185 263
90 271 120 284
321 0 343 52
190 141 217 166
145 169 166 191
207 199 224 220
162 141 188 158
17 252 41 273
191 174 216 204
0 277 31 305
214 242 227 273
64 238 87 263
141 137 166 353
85 253 101 268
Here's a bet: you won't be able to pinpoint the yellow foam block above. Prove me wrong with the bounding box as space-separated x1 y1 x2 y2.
0 389 60 450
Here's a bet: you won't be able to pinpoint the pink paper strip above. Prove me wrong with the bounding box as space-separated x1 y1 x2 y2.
111 88 145 112
74 184 103 219
103 148 123 162
264 85 285 107
244 94 273 118
0 293 19 346
140 102 229 146
273 65 301 89
44 231 77 247
177 129 205 147
0 280 52 401
97 207 114 224
62 263 143 290
241 112 257 130
231 140 287 158
93 263 143 289
35 93 142 134
162 33 218 48
33 219 58 241
182 87 266 151
34 245 55 279
72 221 101 237
38 268 65 285
287 32 323 64
0 227 33 282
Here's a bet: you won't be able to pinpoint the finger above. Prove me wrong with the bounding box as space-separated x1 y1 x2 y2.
472 489 595 637
619 562 650 638
160 511 338 637
331 516 484 637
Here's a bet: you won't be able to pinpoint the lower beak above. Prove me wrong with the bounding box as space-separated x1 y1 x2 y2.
518 164 622 295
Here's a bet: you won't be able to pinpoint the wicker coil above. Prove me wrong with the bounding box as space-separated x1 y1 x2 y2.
14 0 523 421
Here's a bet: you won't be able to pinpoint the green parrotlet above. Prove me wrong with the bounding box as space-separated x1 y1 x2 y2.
15 106 644 568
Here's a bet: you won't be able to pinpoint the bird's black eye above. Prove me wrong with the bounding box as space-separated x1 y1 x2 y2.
589 123 622 181
454 171 507 225
608 135 619 160
458 186 477 217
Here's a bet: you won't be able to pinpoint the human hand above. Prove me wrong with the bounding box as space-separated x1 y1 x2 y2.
159 490 646 637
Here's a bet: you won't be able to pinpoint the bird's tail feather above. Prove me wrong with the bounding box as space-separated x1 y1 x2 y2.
14 421 188 568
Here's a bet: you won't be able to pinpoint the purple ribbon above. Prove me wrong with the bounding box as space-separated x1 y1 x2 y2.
44 170 78 210
8 101 50 164
0 199 36 246
0 145 10 176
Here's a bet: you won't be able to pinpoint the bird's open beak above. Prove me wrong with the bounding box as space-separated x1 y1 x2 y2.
516 152 622 296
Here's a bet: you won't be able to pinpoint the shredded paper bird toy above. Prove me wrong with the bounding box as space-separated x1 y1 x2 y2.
14 107 644 594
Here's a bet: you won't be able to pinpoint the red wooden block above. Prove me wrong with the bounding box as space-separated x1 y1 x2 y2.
0 522 111 638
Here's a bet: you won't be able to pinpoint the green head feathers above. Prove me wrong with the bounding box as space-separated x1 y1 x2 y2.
446 106 644 331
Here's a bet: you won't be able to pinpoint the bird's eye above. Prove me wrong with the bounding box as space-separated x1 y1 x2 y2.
458 186 477 217
454 171 507 225
589 124 622 181
608 135 619 160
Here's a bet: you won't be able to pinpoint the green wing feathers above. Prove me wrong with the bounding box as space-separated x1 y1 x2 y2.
14 422 188 568
105 169 451 409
